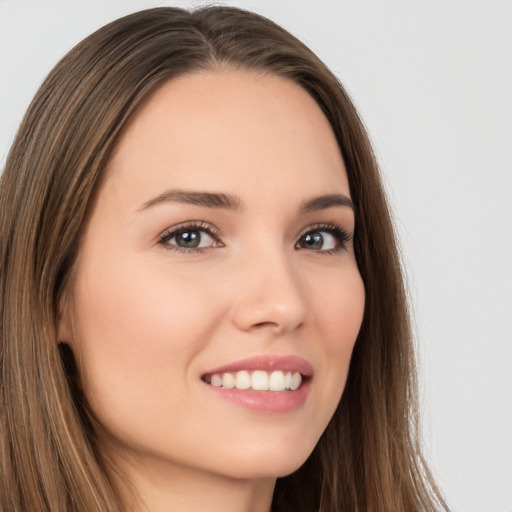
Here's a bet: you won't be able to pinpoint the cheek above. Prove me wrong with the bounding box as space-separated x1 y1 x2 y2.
311 267 365 408
69 259 221 420
314 263 365 349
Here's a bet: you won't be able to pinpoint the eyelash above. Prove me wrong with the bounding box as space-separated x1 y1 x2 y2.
158 221 223 254
157 221 353 254
295 223 353 255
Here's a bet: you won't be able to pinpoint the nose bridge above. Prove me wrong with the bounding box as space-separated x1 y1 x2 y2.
230 234 307 334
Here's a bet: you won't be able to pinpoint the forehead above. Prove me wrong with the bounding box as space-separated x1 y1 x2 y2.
104 69 349 204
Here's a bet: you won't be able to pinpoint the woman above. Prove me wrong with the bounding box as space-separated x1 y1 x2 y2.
0 6 448 512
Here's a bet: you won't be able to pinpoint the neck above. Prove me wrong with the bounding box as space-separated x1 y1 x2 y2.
109 451 276 512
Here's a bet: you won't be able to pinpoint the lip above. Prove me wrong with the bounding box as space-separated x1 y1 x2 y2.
203 355 314 377
201 355 313 413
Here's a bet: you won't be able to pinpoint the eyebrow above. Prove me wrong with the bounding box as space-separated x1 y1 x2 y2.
139 189 243 211
299 194 354 213
139 189 354 213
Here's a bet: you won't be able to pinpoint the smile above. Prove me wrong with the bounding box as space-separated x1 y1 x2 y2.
201 355 313 412
203 370 303 392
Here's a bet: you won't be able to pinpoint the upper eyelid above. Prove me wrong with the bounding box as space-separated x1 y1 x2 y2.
296 223 354 251
158 221 222 240
297 222 352 238
157 222 223 254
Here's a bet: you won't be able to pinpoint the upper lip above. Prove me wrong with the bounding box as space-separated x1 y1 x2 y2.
203 355 314 377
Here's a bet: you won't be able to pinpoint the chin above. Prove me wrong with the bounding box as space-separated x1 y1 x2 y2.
213 438 317 480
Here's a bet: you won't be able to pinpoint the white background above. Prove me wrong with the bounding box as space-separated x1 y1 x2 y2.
1 1 511 511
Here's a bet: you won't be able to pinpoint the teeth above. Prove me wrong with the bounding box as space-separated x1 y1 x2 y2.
235 370 251 390
208 370 302 391
211 374 223 387
268 371 286 391
290 372 302 391
222 373 235 389
251 370 269 390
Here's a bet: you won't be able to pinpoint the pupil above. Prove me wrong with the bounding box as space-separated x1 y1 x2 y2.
176 231 200 248
304 233 323 249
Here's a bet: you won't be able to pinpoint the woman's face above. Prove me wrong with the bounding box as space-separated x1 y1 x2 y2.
60 70 365 481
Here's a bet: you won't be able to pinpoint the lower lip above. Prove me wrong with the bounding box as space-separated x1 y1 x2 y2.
203 379 311 413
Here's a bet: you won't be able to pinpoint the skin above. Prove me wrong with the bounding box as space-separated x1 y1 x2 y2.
59 69 365 512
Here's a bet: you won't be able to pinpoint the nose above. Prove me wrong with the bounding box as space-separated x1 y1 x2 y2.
230 247 307 335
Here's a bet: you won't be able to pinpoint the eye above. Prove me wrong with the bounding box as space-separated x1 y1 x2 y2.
295 224 351 253
299 231 337 250
158 222 222 253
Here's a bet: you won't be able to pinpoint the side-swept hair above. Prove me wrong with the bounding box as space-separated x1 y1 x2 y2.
0 7 447 511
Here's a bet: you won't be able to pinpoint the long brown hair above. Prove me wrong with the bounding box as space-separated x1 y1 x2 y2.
0 6 448 511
